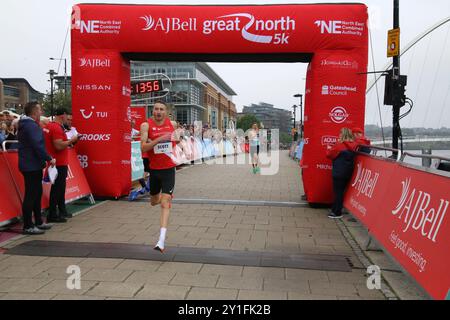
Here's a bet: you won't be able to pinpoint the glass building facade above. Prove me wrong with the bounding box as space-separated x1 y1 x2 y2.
52 62 236 128
131 62 206 124
130 62 235 126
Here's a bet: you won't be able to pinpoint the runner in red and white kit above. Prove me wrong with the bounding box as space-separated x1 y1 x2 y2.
140 101 179 252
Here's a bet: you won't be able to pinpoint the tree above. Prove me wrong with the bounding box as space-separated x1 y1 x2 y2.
280 132 293 145
237 114 261 132
42 91 72 116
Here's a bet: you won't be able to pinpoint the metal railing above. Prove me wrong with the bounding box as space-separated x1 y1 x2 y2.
1 140 18 152
356 145 402 161
400 152 450 163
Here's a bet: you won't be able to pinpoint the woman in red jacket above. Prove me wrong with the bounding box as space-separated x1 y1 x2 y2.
326 128 358 219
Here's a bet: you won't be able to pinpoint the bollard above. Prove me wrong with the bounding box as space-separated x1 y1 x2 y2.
422 149 432 167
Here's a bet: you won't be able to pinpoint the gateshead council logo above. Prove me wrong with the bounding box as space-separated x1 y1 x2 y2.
140 13 296 45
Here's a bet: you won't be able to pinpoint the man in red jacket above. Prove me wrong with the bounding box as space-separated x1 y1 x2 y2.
44 107 79 223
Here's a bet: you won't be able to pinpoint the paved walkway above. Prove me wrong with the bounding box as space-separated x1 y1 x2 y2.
0 151 386 300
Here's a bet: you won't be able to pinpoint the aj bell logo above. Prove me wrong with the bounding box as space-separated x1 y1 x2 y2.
351 162 380 199
140 13 295 45
80 106 108 120
79 58 110 68
392 178 448 243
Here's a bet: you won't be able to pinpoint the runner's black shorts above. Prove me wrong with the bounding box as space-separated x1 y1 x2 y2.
142 158 151 173
149 167 176 196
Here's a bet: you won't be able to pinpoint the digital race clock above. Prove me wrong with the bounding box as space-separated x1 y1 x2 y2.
131 80 163 94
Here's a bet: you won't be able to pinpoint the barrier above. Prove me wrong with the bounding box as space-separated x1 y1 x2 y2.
295 142 304 160
0 148 93 227
193 137 204 161
289 143 297 158
131 141 145 181
129 137 241 181
344 154 450 300
0 152 22 226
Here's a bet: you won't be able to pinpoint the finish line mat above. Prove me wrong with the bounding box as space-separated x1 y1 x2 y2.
5 240 352 272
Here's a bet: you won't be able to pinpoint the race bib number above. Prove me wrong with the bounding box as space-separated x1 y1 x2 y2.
154 142 173 154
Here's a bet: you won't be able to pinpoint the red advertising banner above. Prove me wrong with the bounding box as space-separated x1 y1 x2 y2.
0 153 22 225
71 3 368 198
344 155 450 300
42 149 92 206
72 4 368 53
302 50 367 204
1 149 92 221
130 106 147 130
344 155 397 228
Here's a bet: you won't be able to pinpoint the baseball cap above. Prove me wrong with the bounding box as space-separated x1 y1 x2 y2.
352 127 363 134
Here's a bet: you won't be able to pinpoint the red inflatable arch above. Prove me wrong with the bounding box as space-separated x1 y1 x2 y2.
71 3 368 201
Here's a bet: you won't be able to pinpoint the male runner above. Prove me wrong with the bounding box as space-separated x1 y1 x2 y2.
140 101 179 252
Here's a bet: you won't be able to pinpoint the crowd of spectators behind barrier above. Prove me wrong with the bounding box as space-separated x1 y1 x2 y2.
0 111 20 150
133 120 274 154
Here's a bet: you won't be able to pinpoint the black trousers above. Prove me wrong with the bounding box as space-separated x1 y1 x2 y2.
21 170 44 229
48 166 68 218
332 177 351 215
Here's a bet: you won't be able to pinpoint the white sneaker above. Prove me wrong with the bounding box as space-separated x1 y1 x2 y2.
36 223 53 230
23 227 45 235
154 241 165 253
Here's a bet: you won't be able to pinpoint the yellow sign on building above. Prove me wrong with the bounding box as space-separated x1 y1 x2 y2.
387 28 400 57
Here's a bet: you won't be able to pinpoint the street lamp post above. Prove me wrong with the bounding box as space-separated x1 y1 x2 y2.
292 104 298 141
49 57 67 96
294 94 303 139
47 69 57 118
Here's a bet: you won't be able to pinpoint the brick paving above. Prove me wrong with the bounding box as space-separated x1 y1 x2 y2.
0 151 386 300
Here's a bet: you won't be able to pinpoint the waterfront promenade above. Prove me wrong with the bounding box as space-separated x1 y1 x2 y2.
0 151 398 300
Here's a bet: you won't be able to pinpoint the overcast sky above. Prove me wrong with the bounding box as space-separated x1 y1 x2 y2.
1 0 449 128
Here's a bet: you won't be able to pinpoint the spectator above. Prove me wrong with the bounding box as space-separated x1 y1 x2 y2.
3 111 12 121
44 107 79 222
131 119 140 138
39 116 50 129
64 113 79 140
5 120 19 150
0 122 6 146
17 102 55 235
326 128 358 219
352 127 371 154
